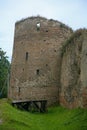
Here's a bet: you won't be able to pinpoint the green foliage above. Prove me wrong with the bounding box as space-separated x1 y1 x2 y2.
0 99 87 130
0 48 10 98
60 23 73 32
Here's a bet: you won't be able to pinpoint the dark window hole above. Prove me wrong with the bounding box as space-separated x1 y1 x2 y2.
44 40 46 42
26 52 28 61
36 69 40 75
19 87 20 93
46 30 48 32
78 68 81 75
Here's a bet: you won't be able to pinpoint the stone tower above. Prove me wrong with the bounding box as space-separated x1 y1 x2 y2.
9 16 72 105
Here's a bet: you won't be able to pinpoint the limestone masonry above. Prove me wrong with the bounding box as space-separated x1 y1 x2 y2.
9 16 87 108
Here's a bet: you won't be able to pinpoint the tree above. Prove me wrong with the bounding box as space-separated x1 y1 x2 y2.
0 48 10 98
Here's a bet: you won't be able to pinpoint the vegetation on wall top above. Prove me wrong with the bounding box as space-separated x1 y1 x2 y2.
61 28 87 57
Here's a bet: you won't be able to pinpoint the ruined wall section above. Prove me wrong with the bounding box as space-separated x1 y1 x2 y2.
60 29 87 108
81 32 87 108
9 17 72 105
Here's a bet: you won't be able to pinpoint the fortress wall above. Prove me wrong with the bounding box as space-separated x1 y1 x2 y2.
9 16 72 105
60 30 87 108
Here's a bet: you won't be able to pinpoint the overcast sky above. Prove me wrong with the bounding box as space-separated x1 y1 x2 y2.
0 0 87 61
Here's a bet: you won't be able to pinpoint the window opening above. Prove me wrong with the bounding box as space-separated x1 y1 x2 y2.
19 87 20 93
36 22 40 31
36 69 40 75
54 50 56 52
26 52 28 61
44 40 46 42
46 30 48 32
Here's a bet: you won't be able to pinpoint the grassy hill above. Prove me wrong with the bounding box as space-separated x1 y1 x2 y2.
0 99 87 130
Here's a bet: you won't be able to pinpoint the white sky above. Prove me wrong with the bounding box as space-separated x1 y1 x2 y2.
0 0 87 61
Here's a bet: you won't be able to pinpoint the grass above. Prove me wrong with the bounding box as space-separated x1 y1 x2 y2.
0 99 87 130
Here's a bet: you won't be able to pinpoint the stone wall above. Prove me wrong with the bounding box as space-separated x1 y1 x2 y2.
81 32 87 108
9 16 72 105
60 29 87 108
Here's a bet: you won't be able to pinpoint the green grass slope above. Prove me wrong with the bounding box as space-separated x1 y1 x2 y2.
0 99 87 130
